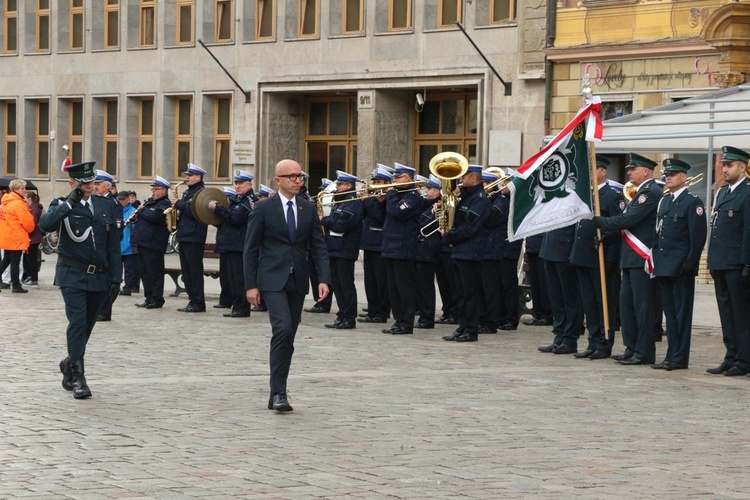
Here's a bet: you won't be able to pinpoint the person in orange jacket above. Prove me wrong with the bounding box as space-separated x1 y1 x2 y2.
0 179 35 293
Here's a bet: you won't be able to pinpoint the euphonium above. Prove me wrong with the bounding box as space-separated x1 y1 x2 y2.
429 151 469 233
623 181 637 202
164 180 187 233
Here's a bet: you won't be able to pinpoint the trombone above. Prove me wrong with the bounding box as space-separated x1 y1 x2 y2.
318 181 426 207
624 172 705 201
663 172 705 195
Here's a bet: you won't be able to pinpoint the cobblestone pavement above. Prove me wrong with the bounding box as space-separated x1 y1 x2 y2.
1 257 748 499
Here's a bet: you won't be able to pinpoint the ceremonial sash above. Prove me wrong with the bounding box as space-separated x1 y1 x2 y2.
622 229 654 276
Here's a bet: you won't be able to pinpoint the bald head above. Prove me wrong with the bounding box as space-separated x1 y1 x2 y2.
274 159 304 198
275 159 301 176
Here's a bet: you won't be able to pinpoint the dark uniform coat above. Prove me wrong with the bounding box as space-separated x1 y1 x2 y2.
442 183 490 262
215 194 253 253
321 193 364 260
175 181 207 244
131 196 172 253
381 189 424 260
360 197 387 252
653 189 707 277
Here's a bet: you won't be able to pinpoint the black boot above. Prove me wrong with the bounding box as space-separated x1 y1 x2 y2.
59 357 74 391
71 359 92 399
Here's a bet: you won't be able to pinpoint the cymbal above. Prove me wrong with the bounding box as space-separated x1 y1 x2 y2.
192 187 229 226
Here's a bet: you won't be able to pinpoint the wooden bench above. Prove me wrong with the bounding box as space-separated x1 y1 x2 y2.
165 242 221 297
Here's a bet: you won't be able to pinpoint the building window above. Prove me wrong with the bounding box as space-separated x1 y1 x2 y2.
140 0 156 47
105 0 119 48
216 0 233 42
175 97 193 178
36 100 50 175
177 0 194 44
37 0 50 51
256 0 275 39
304 97 358 183
104 99 118 173
70 100 84 165
4 0 17 53
214 95 231 179
299 0 318 37
438 0 461 28
601 101 633 121
389 0 411 31
138 98 155 178
4 101 16 176
70 0 84 50
343 0 363 34
490 0 516 24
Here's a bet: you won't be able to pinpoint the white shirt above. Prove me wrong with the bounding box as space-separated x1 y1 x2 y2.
278 192 297 228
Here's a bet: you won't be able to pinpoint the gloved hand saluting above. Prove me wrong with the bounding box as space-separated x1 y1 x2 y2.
67 183 84 207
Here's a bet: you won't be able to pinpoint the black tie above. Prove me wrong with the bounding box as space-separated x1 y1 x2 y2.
287 200 296 241
84 200 94 215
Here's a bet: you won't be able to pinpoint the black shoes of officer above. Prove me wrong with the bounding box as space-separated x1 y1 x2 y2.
0 282 10 289
537 343 558 353
358 315 387 323
59 357 74 391
618 357 646 365
723 366 748 376
589 350 611 360
12 285 28 293
477 325 496 334
436 316 458 325
224 311 250 318
415 322 435 329
97 315 111 322
611 350 634 361
455 332 478 342
71 359 92 399
390 327 413 335
325 318 342 328
442 330 463 341
523 318 551 326
664 362 688 371
271 393 293 412
213 303 230 309
706 363 731 375
574 349 595 359
552 344 576 355
304 304 330 313
498 322 518 331
177 305 206 313
120 289 132 296
651 360 669 370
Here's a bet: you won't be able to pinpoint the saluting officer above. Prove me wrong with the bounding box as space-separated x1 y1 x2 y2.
441 165 491 343
414 174 441 329
173 163 208 313
39 161 122 399
706 146 750 376
651 158 707 371
321 170 364 329
593 153 663 366
132 176 173 309
212 171 255 318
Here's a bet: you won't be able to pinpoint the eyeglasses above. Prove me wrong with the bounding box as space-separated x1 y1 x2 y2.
277 174 305 182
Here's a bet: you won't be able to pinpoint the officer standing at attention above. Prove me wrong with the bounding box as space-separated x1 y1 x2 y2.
706 146 750 376
651 158 707 371
39 161 122 399
173 163 208 313
212 170 255 318
593 153 663 366
321 170 364 329
414 174 442 329
93 170 123 322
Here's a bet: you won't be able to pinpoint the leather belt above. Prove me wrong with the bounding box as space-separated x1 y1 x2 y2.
58 256 108 275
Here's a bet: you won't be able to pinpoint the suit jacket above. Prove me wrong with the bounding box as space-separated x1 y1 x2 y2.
244 194 330 293
708 180 750 270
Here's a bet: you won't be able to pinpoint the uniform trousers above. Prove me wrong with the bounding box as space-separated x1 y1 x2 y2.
309 249 332 311
97 280 120 319
576 265 609 353
499 258 520 327
226 251 250 315
218 253 234 306
329 256 357 321
544 260 583 348
61 286 107 362
264 272 305 396
414 260 436 325
385 257 417 329
620 267 656 364
435 252 460 319
526 253 553 322
137 246 165 306
178 242 205 309
362 250 389 318
122 254 140 292
453 259 483 336
658 275 695 366
713 269 750 371
480 259 503 329
604 263 621 333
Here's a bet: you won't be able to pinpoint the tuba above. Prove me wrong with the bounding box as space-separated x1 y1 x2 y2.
429 151 469 233
164 181 186 233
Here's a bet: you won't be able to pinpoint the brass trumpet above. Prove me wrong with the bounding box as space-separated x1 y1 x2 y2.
319 181 426 207
419 151 469 238
624 172 705 201
663 173 705 195
164 180 186 232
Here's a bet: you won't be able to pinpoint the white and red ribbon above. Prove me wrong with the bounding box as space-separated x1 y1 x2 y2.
622 229 654 276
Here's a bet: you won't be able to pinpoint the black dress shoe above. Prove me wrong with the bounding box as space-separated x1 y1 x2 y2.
498 322 518 331
335 320 356 330
415 322 435 329
358 316 388 323
0 282 10 289
436 316 458 325
224 311 250 318
135 301 152 308
59 357 74 391
120 289 132 296
381 326 397 334
177 305 206 313
213 304 231 309
390 327 413 335
272 393 293 412
325 319 343 328
552 344 576 355
12 287 28 293
651 360 669 369
523 318 551 326
442 330 463 341
706 364 731 375
664 362 688 371
145 303 163 309
574 349 594 359
477 325 497 334
611 351 634 361
96 315 111 322
455 332 478 342
537 343 558 353
304 305 330 313
618 357 645 365
723 366 749 377
589 350 611 360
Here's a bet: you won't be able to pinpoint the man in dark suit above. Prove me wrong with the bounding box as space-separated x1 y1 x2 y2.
244 159 330 412
651 158 707 371
594 153 663 366
39 161 122 399
706 146 750 376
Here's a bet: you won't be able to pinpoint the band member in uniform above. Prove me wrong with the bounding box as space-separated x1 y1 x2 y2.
39 161 122 399
414 174 441 329
381 163 424 335
215 187 237 309
706 146 750 376
132 176 173 309
359 166 392 324
173 163 208 313
93 170 123 321
244 159 330 412
479 169 505 334
593 153 663 366
650 158 707 371
522 233 553 326
495 176 522 331
441 165 490 343
212 171 255 318
305 178 333 314
257 184 272 199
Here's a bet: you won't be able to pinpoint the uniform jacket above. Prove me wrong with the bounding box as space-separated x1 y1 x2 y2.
244 195 330 293
39 195 122 291
570 183 626 268
381 188 424 260
215 194 253 253
360 197 387 252
0 192 35 251
652 189 707 276
321 192 364 260
540 225 576 263
599 183 626 264
131 195 173 253
442 183 490 262
597 178 663 269
175 181 208 244
484 192 522 261
524 233 544 255
708 180 750 270
415 197 441 264
104 192 124 239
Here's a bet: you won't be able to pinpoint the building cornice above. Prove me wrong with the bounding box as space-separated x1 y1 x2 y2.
546 39 717 63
